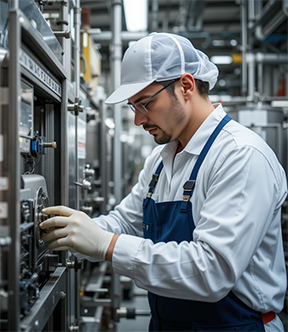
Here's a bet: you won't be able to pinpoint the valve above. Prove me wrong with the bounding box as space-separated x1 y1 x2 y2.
74 179 91 191
31 134 57 157
68 98 84 115
84 164 95 178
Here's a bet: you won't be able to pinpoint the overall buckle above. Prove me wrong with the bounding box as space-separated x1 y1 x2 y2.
182 180 195 200
181 180 195 212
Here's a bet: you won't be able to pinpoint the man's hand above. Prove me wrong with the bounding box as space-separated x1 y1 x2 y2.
40 206 114 260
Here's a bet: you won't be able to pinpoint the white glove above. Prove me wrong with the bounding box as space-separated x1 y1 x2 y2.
40 206 114 260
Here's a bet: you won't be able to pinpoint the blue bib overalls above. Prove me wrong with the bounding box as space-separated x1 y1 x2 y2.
142 115 265 331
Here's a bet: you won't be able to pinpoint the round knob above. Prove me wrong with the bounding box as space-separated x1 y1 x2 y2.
43 142 57 149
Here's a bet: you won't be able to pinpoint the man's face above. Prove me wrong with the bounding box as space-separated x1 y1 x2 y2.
128 82 187 145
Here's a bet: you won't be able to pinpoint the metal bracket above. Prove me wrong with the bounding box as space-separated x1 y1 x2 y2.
66 259 83 271
68 99 84 115
40 0 68 6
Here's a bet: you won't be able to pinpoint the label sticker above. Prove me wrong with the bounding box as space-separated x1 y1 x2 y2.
0 177 8 190
78 118 86 159
0 202 8 219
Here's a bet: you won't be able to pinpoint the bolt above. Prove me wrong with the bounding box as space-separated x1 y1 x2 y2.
60 291 66 299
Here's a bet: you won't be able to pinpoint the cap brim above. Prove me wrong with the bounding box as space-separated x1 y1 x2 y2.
105 80 155 104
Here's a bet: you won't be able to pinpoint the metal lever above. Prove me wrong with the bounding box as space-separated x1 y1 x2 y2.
74 179 91 191
54 30 71 38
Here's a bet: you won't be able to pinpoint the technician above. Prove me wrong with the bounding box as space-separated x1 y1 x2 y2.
40 32 287 331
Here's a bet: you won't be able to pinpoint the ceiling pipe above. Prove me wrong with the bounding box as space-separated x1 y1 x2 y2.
245 52 288 100
255 52 288 64
255 10 287 41
240 0 248 97
151 0 158 31
90 30 148 42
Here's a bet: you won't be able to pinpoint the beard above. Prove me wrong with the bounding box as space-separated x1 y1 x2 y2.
142 123 172 144
154 131 172 144
143 95 185 145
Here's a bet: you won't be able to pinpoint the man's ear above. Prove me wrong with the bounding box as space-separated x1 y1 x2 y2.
179 73 195 100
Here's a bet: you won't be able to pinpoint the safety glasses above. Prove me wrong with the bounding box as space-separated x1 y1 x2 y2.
127 79 178 114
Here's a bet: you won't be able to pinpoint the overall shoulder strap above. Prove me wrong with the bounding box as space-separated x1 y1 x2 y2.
181 114 231 212
144 160 164 207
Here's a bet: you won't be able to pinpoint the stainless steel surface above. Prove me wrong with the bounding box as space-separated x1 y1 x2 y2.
7 8 21 332
20 267 67 332
18 0 63 61
1 3 72 331
19 13 67 79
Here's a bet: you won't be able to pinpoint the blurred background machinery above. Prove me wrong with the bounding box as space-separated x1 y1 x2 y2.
0 0 287 331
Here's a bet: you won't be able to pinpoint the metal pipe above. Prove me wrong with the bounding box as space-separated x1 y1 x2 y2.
100 100 108 214
10 0 18 8
90 30 239 43
284 0 288 15
90 30 148 41
240 0 247 97
244 52 287 99
248 0 255 23
74 2 81 330
151 0 158 31
254 52 288 64
246 53 255 100
111 1 123 326
255 11 287 41
111 0 122 205
74 2 81 104
257 62 263 95
7 8 20 332
249 0 278 30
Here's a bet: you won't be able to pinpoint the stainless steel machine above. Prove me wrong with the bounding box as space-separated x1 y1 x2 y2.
0 1 134 331
0 0 70 330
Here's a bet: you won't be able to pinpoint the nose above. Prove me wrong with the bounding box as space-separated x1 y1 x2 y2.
134 109 148 126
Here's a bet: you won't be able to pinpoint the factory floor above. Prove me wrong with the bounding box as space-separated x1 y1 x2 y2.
117 285 288 332
116 280 150 332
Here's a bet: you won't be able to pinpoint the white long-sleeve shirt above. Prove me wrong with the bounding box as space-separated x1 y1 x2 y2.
77 104 287 329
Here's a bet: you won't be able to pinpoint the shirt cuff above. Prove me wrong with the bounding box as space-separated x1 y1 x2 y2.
112 234 143 279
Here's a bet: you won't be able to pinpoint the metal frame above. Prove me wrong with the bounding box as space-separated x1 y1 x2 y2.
1 3 71 331
7 8 21 332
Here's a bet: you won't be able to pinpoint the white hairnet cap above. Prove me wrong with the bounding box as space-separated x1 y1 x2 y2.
105 32 218 104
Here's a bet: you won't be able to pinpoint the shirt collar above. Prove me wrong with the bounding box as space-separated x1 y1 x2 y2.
161 103 227 158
